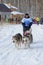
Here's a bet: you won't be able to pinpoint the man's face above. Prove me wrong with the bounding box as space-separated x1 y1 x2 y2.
25 15 28 18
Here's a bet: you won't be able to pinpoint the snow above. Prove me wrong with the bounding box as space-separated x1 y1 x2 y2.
4 3 10 8
0 23 43 65
4 3 18 9
11 11 24 15
10 6 18 9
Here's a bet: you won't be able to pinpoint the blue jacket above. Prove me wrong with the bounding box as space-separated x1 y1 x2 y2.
21 18 33 26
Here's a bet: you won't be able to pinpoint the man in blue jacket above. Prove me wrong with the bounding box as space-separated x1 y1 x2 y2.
21 13 33 35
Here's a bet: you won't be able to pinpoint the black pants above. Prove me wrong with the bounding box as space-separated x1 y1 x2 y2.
22 22 32 33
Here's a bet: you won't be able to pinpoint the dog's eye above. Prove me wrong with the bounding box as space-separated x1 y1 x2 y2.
13 41 15 43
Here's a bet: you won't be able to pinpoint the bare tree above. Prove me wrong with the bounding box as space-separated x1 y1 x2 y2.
0 0 43 17
1 0 3 3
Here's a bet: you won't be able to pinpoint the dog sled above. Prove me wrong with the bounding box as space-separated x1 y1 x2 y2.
12 28 33 49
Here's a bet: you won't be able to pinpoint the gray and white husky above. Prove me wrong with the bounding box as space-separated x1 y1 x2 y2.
12 32 33 48
12 33 22 48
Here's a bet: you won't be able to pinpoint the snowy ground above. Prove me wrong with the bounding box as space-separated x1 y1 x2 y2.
0 23 43 65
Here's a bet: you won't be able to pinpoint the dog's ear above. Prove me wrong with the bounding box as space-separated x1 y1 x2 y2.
13 36 15 38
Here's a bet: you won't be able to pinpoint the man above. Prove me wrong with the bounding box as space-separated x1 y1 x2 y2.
21 13 33 35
